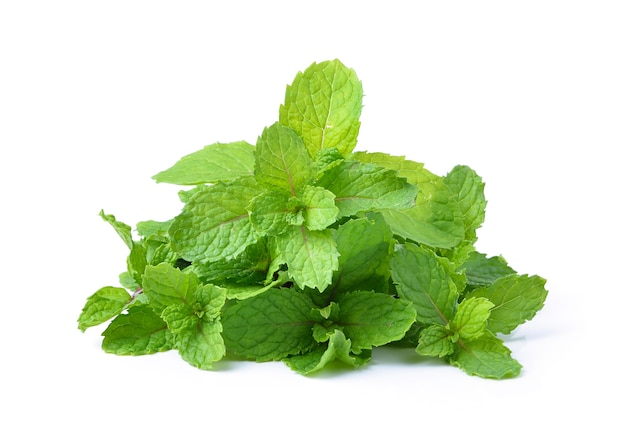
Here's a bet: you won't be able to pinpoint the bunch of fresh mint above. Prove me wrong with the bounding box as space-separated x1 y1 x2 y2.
78 59 548 379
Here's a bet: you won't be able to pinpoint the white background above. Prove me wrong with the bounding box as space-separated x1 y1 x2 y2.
1 1 624 441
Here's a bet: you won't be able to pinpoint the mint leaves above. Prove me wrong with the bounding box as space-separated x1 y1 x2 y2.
78 59 548 379
279 60 363 157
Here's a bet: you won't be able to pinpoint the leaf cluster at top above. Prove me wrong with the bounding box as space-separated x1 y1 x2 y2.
78 60 548 379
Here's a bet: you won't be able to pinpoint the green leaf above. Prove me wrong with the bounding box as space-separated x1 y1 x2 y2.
382 173 464 249
194 283 227 319
221 288 317 361
142 263 199 313
144 240 177 267
416 324 455 357
315 147 345 177
280 59 363 158
119 271 139 291
169 176 261 263
450 333 522 379
78 286 132 332
349 151 430 180
142 264 227 368
390 243 458 325
144 267 227 369
313 301 341 322
451 297 494 340
175 319 225 370
336 291 417 352
101 305 173 355
435 253 467 296
283 330 371 375
191 240 270 286
310 302 341 344
458 251 516 287
127 241 148 286
317 161 417 217
177 185 205 203
330 214 394 294
221 273 288 301
248 189 297 236
152 141 255 185
350 152 465 248
161 303 197 333
254 123 313 194
466 274 548 334
299 185 339 231
99 210 133 249
443 165 486 242
274 226 339 291
440 240 476 268
312 322 336 344
136 219 173 238
143 263 226 316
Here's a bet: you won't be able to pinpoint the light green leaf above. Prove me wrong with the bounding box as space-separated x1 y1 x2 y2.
336 291 417 352
119 271 138 292
451 297 494 340
127 242 148 286
310 302 340 344
317 161 417 217
466 274 548 334
152 141 255 185
313 301 341 322
143 263 226 318
161 303 197 334
350 152 465 248
274 226 339 291
416 324 454 357
100 210 133 249
279 59 363 158
330 214 394 294
315 147 345 177
458 251 516 287
299 185 338 230
435 253 467 296
142 263 199 313
283 330 371 375
144 240 177 267
194 283 227 319
312 322 336 343
248 189 296 236
177 185 206 203
450 333 522 379
443 165 486 242
175 319 225 370
142 265 227 369
382 173 464 249
78 286 132 332
439 240 476 268
101 305 173 355
136 219 173 238
221 288 317 361
254 123 313 194
169 176 261 263
349 151 425 176
390 243 458 325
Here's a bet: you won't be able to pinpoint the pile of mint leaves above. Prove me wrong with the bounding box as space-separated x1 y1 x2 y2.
78 59 548 379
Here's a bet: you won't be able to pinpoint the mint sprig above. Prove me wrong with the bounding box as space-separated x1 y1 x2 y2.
78 59 548 379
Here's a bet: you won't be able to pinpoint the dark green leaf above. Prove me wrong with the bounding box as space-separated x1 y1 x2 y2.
221 288 317 361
